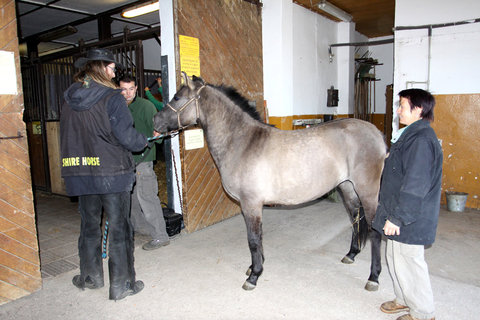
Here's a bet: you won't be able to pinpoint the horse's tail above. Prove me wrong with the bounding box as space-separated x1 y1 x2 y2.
354 206 369 248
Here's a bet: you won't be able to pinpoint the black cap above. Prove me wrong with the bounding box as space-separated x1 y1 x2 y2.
74 48 123 69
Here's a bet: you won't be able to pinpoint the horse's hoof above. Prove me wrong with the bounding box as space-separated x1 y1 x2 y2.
242 281 256 291
341 256 354 264
364 280 379 291
246 268 251 276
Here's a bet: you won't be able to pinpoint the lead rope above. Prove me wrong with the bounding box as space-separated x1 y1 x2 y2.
171 139 185 216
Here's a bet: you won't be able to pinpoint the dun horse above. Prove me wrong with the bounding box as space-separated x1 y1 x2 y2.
154 73 386 291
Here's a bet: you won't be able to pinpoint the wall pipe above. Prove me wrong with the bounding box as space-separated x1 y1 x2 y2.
393 18 480 31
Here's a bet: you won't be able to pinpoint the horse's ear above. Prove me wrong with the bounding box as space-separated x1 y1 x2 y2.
181 71 195 90
192 75 206 86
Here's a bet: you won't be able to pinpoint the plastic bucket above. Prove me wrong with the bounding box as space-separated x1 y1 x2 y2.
445 191 468 212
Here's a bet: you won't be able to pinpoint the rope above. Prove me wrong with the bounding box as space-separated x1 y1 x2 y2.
171 142 184 216
351 207 363 248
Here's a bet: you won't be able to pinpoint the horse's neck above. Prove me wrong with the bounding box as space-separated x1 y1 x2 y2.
199 91 260 165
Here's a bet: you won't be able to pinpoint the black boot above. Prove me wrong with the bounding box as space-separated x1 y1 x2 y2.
72 275 104 290
109 280 144 301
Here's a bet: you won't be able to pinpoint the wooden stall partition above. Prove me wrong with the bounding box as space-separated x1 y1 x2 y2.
174 0 263 232
432 94 480 209
46 122 66 195
0 0 42 304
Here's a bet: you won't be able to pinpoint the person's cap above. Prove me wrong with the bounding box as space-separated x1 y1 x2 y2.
74 48 123 69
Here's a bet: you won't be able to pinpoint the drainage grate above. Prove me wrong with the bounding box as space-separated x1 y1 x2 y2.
41 259 78 277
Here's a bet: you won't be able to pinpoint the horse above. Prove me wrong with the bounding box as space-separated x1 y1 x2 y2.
154 72 386 291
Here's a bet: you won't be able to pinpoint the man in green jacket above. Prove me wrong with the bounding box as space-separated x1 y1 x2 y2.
119 75 170 250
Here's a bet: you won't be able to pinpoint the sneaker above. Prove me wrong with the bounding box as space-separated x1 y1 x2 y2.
110 280 144 301
72 275 104 290
380 300 409 314
142 239 170 251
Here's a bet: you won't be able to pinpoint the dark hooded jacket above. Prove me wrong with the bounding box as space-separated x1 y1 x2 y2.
60 80 147 196
372 119 443 245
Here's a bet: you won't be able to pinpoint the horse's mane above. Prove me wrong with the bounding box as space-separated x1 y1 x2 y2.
211 84 262 121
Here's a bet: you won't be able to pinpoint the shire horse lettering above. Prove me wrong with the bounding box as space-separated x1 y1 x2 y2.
154 73 386 291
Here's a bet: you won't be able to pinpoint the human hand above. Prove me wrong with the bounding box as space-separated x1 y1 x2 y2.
145 86 150 91
383 220 400 236
156 77 162 86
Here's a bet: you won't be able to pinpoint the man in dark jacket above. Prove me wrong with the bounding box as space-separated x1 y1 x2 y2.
61 48 149 301
373 89 442 320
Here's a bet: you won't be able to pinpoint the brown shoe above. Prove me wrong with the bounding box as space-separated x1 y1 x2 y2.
396 314 435 320
380 300 409 314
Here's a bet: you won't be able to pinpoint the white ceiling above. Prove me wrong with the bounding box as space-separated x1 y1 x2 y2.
16 0 161 56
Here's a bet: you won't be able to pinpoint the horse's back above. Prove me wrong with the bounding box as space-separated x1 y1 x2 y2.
271 118 385 157
241 118 386 205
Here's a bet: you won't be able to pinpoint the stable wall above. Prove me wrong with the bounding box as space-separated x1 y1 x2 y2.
394 0 480 208
168 0 263 232
0 0 42 304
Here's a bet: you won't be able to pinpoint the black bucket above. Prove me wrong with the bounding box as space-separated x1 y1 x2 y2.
162 207 183 237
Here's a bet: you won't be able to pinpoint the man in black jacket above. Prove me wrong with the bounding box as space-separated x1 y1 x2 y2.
373 89 442 320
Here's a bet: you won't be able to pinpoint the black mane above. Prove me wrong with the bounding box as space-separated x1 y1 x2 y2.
213 84 262 121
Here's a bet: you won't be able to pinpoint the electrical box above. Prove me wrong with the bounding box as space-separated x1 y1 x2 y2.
327 86 338 107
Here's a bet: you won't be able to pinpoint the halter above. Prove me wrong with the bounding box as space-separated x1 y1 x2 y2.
165 84 206 130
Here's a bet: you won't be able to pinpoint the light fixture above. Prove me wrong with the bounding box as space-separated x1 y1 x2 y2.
37 25 77 42
122 1 159 18
318 0 352 22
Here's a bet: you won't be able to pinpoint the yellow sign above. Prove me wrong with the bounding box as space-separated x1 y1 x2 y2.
179 35 200 77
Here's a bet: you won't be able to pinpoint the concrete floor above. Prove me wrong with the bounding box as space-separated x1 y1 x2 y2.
1 193 479 319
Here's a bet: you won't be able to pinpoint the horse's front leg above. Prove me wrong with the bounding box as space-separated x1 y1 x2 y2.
365 229 382 291
241 207 264 290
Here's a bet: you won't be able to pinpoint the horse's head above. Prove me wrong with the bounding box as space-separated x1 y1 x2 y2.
153 72 206 134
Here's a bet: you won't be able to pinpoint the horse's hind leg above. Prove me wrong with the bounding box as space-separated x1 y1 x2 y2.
241 205 264 290
337 182 366 264
356 188 382 291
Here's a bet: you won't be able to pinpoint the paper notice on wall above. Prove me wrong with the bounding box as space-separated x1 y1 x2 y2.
179 35 200 77
32 121 42 135
184 129 204 150
0 51 18 95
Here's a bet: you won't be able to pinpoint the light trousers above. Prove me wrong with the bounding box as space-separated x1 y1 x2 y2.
130 161 169 242
386 239 435 319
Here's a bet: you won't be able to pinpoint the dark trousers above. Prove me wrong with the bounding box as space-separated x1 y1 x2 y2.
78 192 136 293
